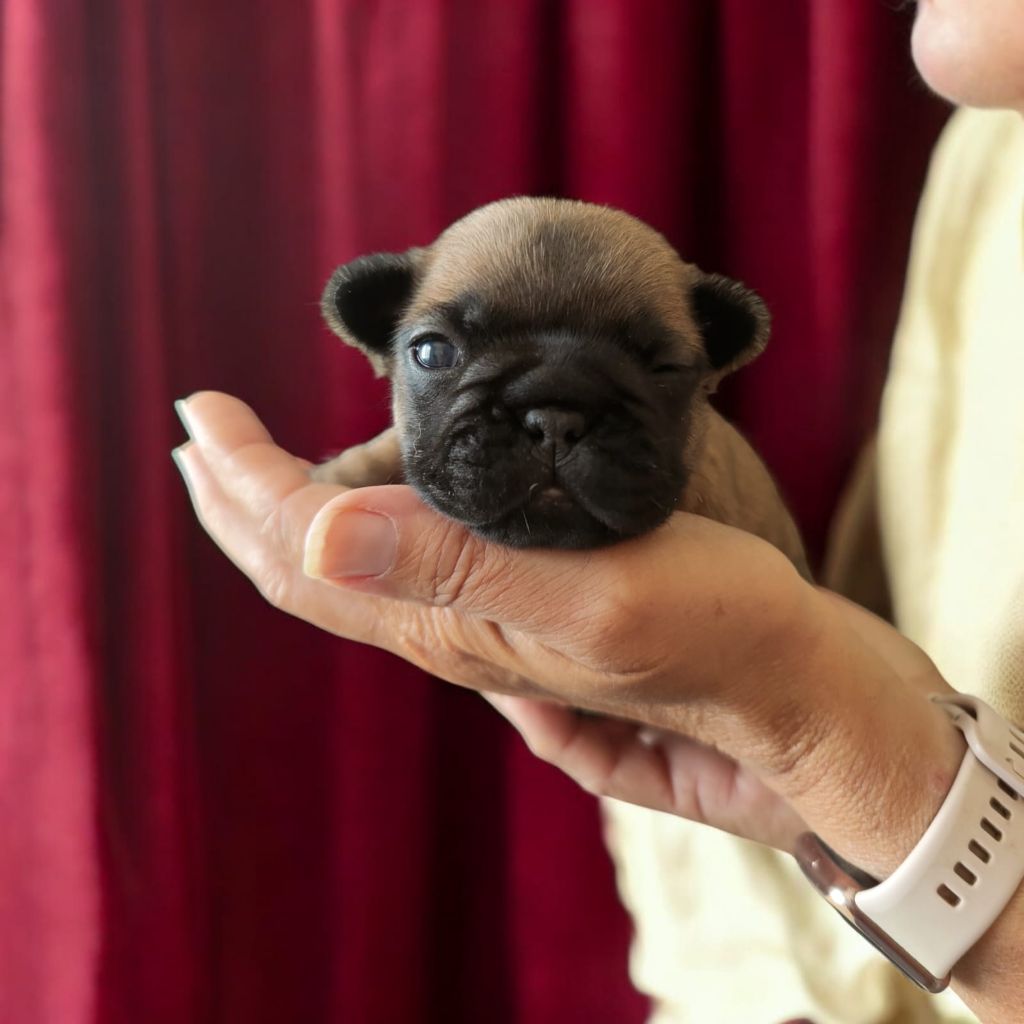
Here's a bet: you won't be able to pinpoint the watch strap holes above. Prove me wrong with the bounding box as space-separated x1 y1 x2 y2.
989 797 1012 820
968 839 991 863
997 778 1020 801
1008 739 1024 760
954 861 978 886
937 884 962 907
980 817 1003 841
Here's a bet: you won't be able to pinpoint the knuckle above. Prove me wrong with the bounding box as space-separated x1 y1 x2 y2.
248 508 295 608
416 521 511 609
391 608 477 682
391 610 532 695
581 570 650 655
573 774 605 798
252 559 293 610
521 723 564 766
522 720 589 783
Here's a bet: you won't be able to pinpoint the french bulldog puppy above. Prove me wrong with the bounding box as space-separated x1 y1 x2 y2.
313 198 808 577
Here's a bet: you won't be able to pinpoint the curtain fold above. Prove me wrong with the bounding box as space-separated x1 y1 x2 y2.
1 2 947 1022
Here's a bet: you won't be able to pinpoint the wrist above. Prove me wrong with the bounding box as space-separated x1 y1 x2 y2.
802 690 966 878
748 592 966 876
795 692 1024 1013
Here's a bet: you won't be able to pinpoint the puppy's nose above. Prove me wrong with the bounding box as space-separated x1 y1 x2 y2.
522 407 588 450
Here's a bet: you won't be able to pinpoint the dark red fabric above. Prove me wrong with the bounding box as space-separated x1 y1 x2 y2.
1 3 948 1022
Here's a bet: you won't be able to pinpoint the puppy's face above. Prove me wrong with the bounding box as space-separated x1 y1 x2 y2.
321 199 769 549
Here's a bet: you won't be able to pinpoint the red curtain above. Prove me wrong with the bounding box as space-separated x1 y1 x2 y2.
1 2 947 1022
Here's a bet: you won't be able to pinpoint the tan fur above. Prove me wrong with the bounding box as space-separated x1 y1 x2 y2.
681 416 809 578
409 199 698 336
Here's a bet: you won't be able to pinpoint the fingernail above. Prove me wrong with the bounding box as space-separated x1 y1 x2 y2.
174 398 194 437
171 442 200 502
171 441 193 476
483 693 513 713
637 727 661 748
304 508 397 579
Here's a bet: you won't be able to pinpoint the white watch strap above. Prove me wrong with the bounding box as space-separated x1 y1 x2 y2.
855 695 1024 979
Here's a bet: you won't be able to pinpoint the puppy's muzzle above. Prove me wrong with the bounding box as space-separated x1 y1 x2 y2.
402 339 691 548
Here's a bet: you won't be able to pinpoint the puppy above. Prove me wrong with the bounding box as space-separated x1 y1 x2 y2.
313 198 808 577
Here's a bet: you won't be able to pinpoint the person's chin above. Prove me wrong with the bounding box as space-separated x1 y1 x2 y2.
911 6 1024 111
911 10 967 103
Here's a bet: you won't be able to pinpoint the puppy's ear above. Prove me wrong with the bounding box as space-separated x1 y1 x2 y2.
321 248 425 375
690 273 770 377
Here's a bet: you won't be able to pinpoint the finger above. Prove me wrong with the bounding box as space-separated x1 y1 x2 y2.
174 440 248 567
484 695 807 849
177 390 275 452
173 440 388 646
484 695 685 812
177 391 327 520
177 392 364 575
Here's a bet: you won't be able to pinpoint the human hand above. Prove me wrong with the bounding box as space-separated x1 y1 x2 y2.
173 391 963 876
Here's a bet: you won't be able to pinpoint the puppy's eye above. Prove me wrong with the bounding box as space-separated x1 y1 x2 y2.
412 334 459 369
651 364 684 375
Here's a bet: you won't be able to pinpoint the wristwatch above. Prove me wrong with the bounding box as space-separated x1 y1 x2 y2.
795 693 1024 993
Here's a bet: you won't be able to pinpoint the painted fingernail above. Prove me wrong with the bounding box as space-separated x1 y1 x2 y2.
304 509 397 579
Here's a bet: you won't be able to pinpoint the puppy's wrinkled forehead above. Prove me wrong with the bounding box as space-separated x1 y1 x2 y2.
405 198 698 339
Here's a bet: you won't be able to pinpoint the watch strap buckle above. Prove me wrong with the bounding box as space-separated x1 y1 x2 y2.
933 694 1024 794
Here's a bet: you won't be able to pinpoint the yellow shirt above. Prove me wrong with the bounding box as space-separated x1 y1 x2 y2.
879 108 1024 728
603 107 1024 1024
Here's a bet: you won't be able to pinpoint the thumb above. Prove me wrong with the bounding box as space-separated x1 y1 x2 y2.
303 485 595 633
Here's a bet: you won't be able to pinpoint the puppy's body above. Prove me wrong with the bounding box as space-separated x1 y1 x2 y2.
678 416 807 575
314 198 807 575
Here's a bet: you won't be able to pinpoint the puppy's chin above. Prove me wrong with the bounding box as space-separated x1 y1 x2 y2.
479 516 618 549
406 466 684 550
471 500 666 550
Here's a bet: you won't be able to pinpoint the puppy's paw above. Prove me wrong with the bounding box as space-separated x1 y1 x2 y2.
310 457 366 488
311 426 403 489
